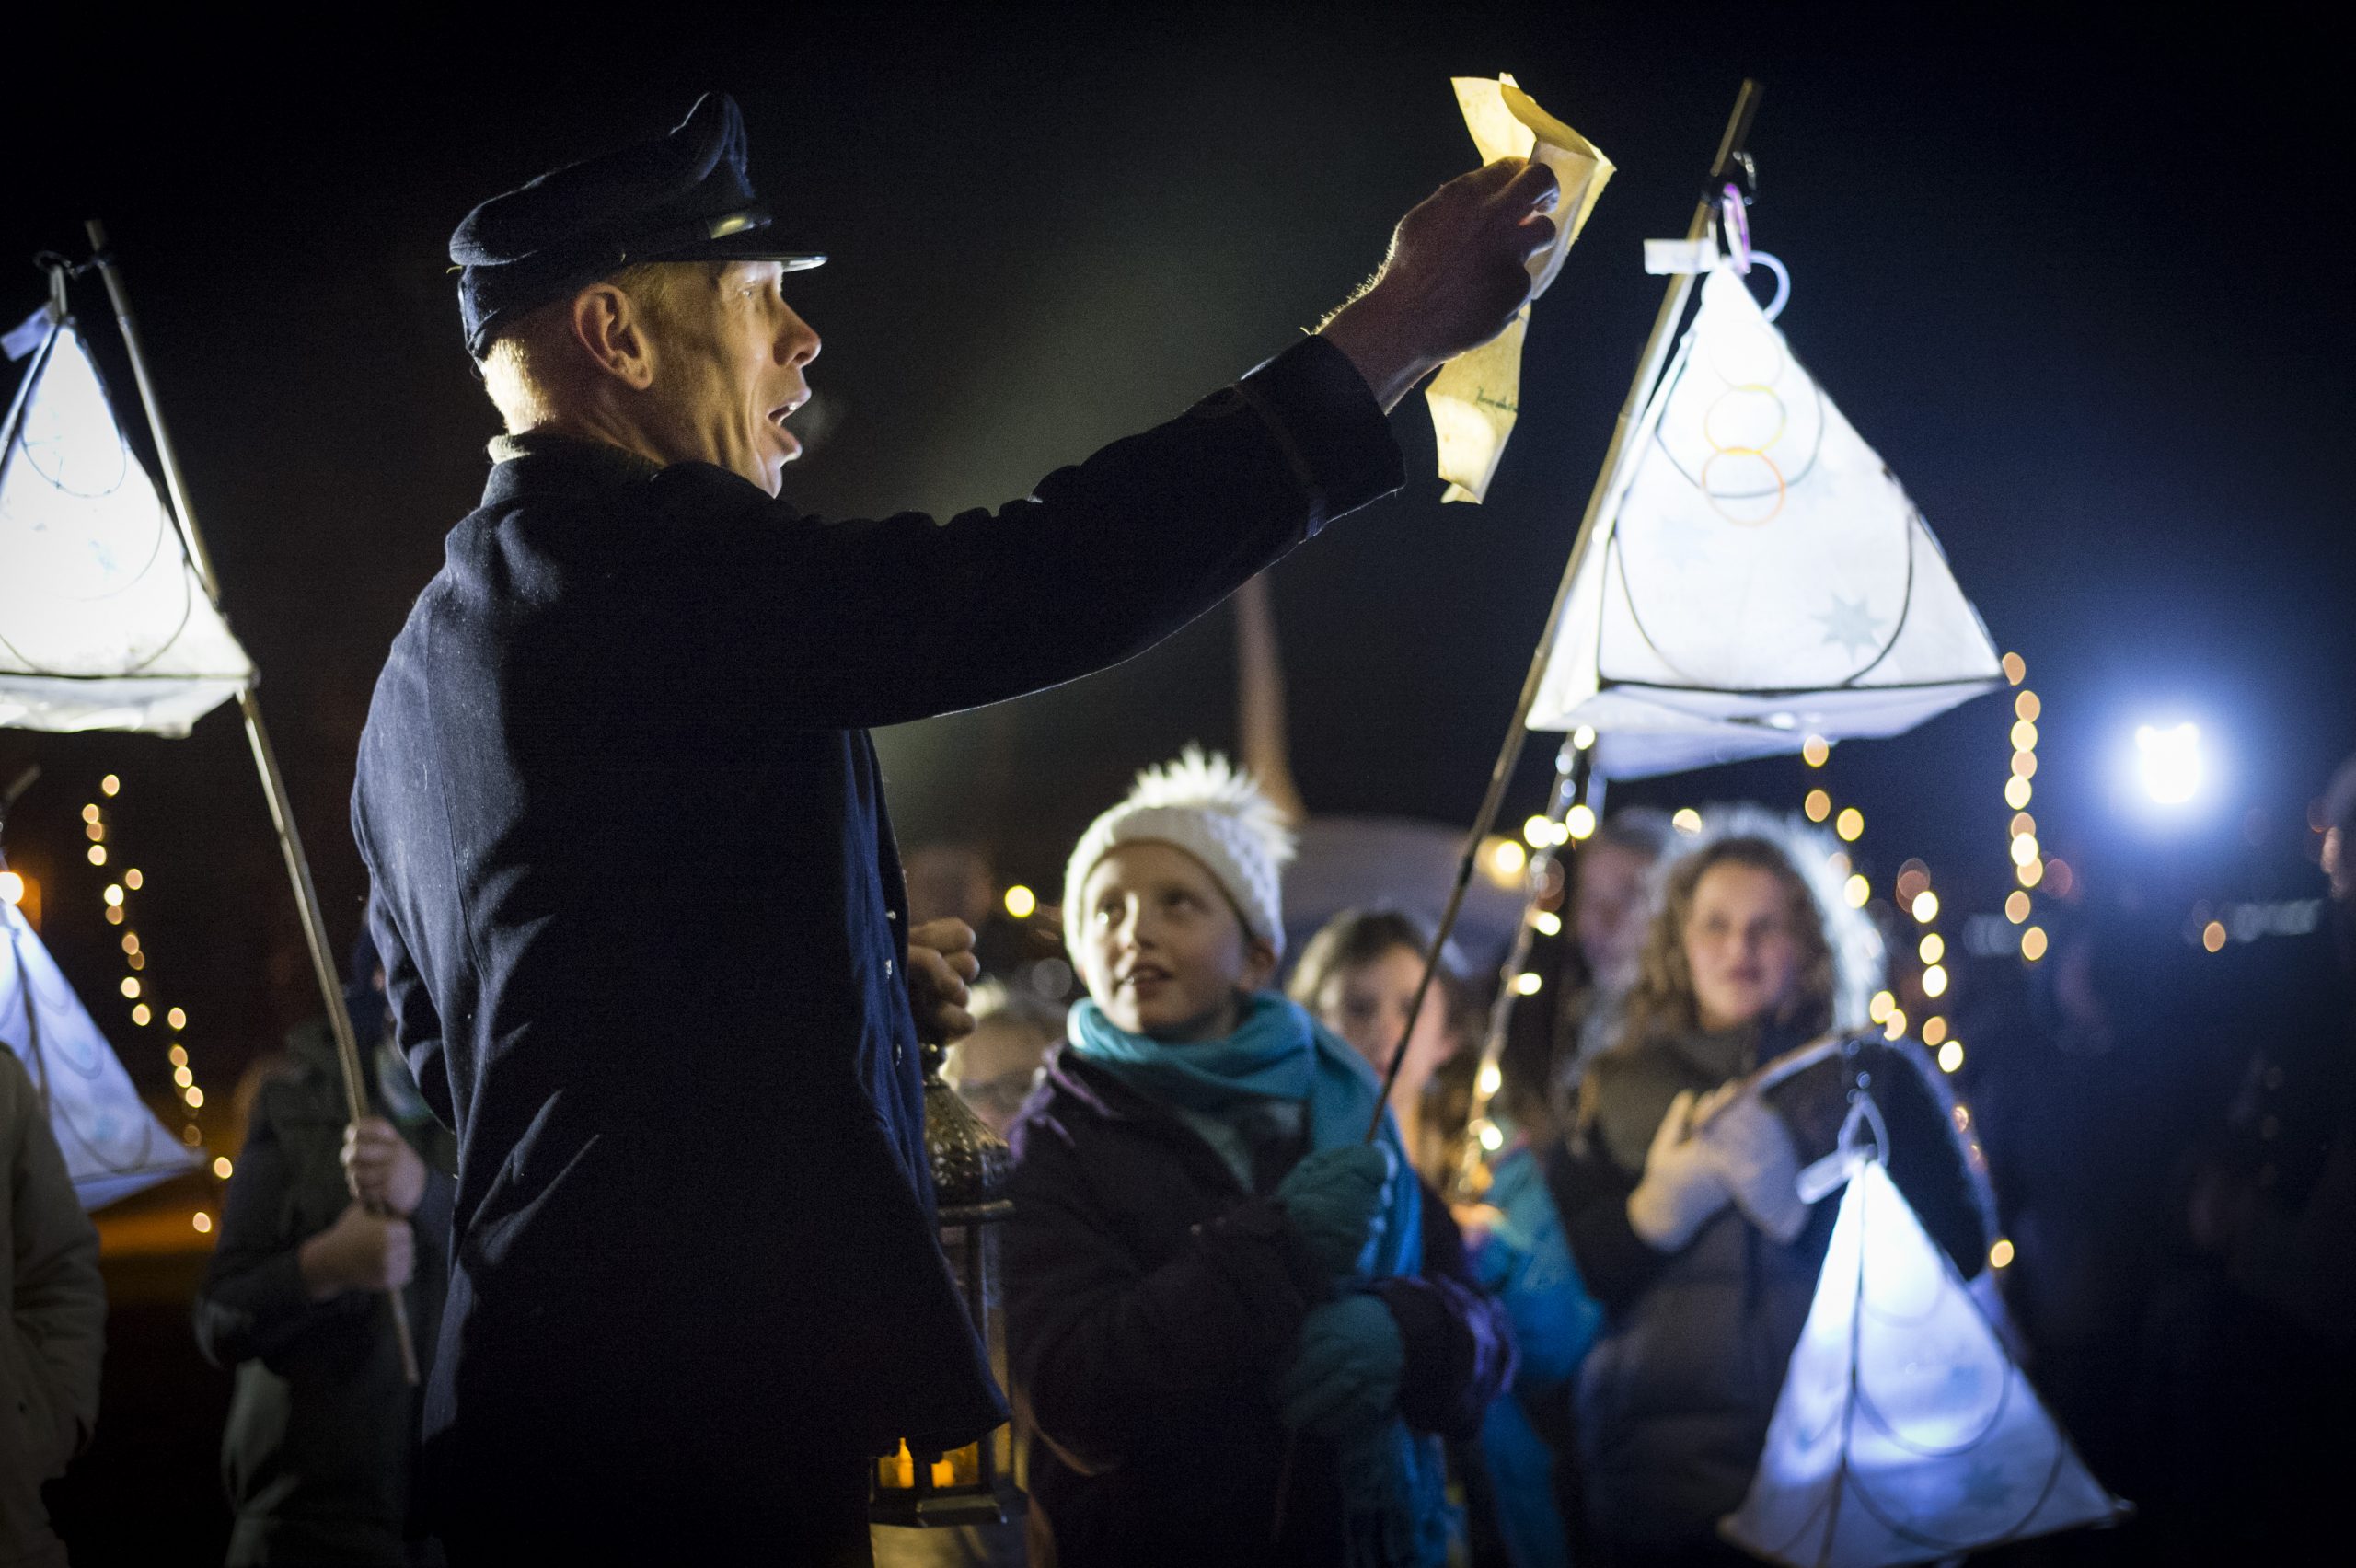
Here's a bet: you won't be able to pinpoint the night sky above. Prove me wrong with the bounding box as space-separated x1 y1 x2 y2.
3 7 2348 1109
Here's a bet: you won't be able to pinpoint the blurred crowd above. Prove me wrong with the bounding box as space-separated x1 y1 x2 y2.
9 752 2350 1567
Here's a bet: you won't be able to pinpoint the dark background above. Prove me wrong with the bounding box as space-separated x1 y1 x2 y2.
0 6 2348 1559
4 7 2347 1087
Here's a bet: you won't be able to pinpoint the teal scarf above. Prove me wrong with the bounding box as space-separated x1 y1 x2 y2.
1068 992 1452 1566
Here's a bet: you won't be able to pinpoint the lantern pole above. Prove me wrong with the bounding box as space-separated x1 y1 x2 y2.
82 220 420 1387
1363 78 1765 1139
1446 742 1595 1203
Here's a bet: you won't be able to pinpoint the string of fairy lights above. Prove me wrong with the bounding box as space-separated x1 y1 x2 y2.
1779 673 2048 1274
85 772 232 1233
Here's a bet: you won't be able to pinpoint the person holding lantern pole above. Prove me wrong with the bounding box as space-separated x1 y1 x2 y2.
1006 752 1513 1566
353 88 1559 1565
194 930 454 1568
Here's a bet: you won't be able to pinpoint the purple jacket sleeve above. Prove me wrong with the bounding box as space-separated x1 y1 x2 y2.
1373 1180 1519 1438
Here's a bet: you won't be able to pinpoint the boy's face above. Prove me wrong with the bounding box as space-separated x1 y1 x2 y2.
1076 842 1276 1043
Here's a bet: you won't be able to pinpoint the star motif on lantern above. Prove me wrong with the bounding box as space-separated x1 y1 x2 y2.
1814 594 1883 658
1637 507 1712 572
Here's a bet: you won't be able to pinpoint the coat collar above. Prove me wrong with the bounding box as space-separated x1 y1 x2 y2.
480 431 664 510
1015 1043 1257 1194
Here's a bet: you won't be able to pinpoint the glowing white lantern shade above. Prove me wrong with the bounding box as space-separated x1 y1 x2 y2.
1528 264 2003 778
0 319 250 735
3 898 200 1208
1720 1159 2123 1566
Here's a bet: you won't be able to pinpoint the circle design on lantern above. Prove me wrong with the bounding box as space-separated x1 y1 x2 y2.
1701 383 1789 458
1697 447 1787 525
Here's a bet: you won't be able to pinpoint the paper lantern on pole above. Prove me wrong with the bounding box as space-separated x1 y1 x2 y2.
1720 1159 2124 1566
2 897 198 1207
871 1043 1023 1527
1527 262 2002 779
0 315 250 735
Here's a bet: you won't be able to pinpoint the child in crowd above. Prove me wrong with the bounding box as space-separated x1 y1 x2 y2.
1295 909 1601 1568
1548 812 1989 1567
1006 752 1513 1567
1287 909 1465 1186
945 981 1066 1140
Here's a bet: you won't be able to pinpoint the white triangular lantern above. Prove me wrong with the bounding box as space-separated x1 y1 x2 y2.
3 899 200 1209
1721 1160 2123 1567
1529 263 2002 779
0 318 251 735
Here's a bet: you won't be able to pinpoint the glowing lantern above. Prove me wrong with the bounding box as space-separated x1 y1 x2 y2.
872 1043 1022 1528
2 898 198 1205
1722 1159 2123 1564
0 317 251 732
1525 262 2003 778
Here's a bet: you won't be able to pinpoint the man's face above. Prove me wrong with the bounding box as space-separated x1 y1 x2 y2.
952 1020 1055 1137
1074 842 1275 1043
1573 841 1654 992
641 260 821 495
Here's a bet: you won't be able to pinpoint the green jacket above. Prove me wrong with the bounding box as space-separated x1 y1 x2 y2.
0 1049 105 1568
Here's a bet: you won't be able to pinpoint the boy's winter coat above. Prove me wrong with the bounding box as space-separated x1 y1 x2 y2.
1007 1043 1515 1566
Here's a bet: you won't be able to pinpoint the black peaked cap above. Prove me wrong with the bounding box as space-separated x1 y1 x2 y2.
450 92 825 357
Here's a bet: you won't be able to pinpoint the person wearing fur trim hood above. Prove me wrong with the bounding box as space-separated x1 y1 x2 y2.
1006 751 1514 1567
1542 809 1993 1567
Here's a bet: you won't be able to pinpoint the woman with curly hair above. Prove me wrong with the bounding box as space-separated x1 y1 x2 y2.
1544 816 1992 1567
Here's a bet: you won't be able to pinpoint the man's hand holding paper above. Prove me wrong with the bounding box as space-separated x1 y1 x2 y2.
1426 75 1614 502
1318 157 1562 412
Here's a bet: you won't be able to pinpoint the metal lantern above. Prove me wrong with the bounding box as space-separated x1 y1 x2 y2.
871 1043 1023 1528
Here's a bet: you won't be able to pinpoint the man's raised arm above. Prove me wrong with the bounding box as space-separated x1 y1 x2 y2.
667 158 1563 729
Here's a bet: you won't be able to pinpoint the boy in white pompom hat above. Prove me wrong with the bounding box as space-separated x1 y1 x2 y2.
1004 749 1514 1567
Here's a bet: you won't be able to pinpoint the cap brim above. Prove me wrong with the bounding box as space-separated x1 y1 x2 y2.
687 228 826 270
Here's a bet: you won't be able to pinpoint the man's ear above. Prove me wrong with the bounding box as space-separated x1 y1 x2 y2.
567 283 655 390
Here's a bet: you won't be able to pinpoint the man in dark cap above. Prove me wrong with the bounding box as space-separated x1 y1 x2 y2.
354 91 1557 1562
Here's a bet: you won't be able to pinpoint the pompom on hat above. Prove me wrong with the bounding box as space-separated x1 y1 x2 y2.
1063 748 1297 959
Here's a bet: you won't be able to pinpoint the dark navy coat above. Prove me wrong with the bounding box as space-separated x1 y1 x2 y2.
351 339 1403 1518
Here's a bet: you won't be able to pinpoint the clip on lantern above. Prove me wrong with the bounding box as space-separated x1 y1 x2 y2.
872 1043 1023 1528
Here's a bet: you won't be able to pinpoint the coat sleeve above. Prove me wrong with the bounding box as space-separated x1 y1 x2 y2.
1373 1180 1518 1439
358 872 452 1135
1006 1124 1322 1476
6 1052 105 1471
1545 1136 1671 1316
666 336 1405 730
192 1095 367 1369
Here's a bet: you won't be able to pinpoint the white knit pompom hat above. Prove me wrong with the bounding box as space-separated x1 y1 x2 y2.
1062 747 1298 958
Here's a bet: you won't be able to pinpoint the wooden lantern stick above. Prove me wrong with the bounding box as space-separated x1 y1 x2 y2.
85 222 420 1387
